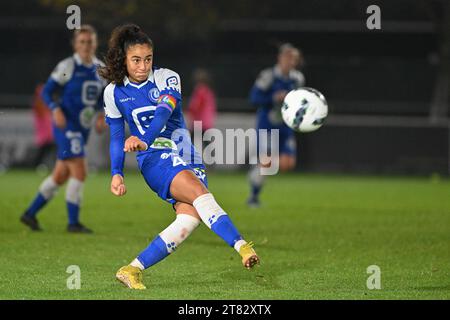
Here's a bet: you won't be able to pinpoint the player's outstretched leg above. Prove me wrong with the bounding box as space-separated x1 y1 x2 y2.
21 175 59 231
192 193 260 269
116 213 200 289
171 170 260 269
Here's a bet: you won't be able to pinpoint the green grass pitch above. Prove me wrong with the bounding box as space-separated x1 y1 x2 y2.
0 170 449 299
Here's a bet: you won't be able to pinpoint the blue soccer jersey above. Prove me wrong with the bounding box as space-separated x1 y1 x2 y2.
104 68 185 146
42 53 105 159
104 67 206 203
250 65 305 155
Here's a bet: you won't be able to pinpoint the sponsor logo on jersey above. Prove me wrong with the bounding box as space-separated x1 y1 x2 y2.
166 76 178 87
119 97 135 103
153 138 177 150
79 106 95 129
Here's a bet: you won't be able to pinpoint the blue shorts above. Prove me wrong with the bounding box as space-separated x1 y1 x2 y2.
256 125 297 157
279 128 297 156
53 126 89 160
139 149 208 204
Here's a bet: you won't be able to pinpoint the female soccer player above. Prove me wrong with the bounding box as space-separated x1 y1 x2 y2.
247 43 305 207
99 24 259 290
21 25 106 233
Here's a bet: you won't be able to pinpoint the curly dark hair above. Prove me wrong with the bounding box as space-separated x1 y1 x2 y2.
98 24 153 85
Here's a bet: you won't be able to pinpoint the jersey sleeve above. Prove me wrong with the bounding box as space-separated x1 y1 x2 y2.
103 84 122 119
139 69 181 148
41 57 75 110
155 68 182 108
103 83 125 176
50 57 75 86
108 117 126 177
41 78 62 110
254 68 274 91
250 69 274 107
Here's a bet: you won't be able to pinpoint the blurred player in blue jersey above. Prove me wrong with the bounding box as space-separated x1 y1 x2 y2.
99 24 259 289
247 44 305 207
21 25 106 233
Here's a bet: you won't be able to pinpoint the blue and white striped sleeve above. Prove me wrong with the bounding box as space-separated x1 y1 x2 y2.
42 57 74 110
104 84 125 177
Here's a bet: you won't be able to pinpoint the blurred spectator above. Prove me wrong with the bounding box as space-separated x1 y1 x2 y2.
186 68 217 133
32 83 54 167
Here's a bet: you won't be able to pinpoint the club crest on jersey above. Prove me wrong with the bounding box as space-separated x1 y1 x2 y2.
148 87 160 102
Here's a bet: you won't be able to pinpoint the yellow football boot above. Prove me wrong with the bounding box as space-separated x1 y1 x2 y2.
115 265 146 290
239 241 260 269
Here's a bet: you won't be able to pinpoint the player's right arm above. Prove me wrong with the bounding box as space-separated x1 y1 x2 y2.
249 68 274 107
41 57 74 129
109 118 127 196
104 83 127 196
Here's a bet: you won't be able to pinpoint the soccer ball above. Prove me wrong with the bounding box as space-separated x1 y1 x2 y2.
281 87 328 133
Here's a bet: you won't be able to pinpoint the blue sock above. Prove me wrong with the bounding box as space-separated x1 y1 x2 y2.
249 166 264 200
251 184 261 199
25 193 48 218
210 215 243 247
66 202 80 225
137 235 169 269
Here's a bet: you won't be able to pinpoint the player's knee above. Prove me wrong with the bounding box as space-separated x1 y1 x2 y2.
191 183 209 199
52 173 68 185
79 163 88 180
280 163 294 172
184 171 209 200
175 203 202 220
279 156 296 172
76 172 87 182
52 166 69 185
70 166 87 181
66 158 87 181
279 161 289 172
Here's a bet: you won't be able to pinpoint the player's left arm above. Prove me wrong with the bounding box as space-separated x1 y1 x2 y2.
124 71 181 152
42 59 74 129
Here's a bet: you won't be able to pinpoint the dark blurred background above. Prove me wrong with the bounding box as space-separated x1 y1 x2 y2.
0 0 449 175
